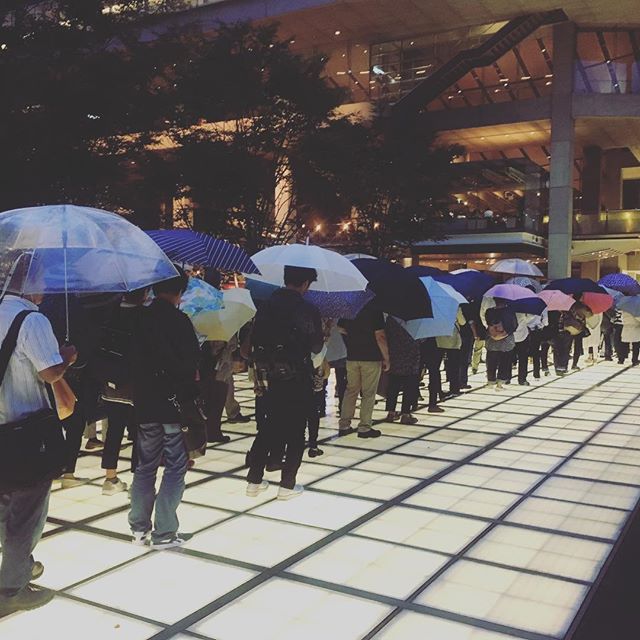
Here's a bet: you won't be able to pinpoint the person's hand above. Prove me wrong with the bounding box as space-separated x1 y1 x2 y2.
382 357 390 372
60 344 77 366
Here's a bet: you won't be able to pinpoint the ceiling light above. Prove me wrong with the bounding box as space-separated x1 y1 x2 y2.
541 47 547 52
336 71 346 75
359 70 369 74
363 49 368 53
289 39 295 44
334 30 341 36
410 41 415 45
494 88 500 92
521 75 531 80
545 81 552 85
416 69 426 75
545 73 553 78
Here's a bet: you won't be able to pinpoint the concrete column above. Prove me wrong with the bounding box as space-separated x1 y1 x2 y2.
602 149 625 210
582 145 602 214
618 253 629 272
547 21 576 280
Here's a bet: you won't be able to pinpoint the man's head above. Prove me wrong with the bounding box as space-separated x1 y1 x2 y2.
152 265 188 307
124 286 149 306
284 265 318 294
204 267 222 290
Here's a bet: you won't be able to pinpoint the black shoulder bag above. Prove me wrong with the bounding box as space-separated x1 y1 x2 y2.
0 310 67 492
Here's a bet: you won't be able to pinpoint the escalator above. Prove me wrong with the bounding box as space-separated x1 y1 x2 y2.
393 9 567 116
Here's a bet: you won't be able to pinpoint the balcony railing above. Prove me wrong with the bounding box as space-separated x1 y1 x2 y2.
441 215 542 235
573 210 640 236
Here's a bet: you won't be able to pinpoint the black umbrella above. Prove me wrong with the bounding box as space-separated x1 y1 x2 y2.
352 258 432 320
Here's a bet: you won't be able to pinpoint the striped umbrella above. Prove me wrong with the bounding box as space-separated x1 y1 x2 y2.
145 229 259 274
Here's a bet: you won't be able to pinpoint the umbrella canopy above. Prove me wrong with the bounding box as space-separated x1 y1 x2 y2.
407 265 494 300
490 258 543 277
146 229 259 274
0 205 178 295
250 244 368 293
189 287 256 342
398 277 466 339
545 278 604 295
581 291 614 314
484 283 538 301
538 289 575 311
598 273 640 296
505 276 543 293
600 285 625 305
180 276 224 317
244 277 374 319
352 258 432 321
618 295 640 317
508 297 547 316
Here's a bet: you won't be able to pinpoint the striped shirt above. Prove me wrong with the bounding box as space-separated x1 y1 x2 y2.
0 296 62 424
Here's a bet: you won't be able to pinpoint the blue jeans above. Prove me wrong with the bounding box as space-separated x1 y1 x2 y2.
128 423 187 542
0 479 51 596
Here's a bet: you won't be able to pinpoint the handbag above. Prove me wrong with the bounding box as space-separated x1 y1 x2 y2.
0 310 66 492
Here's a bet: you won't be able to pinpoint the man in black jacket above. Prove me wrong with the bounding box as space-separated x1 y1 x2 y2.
247 266 323 500
128 268 200 549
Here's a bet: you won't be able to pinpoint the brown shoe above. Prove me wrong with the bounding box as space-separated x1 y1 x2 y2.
428 406 445 413
0 585 54 618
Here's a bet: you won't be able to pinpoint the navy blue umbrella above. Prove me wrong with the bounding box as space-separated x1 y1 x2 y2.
407 266 494 300
598 273 640 296
546 278 604 295
352 259 432 320
244 277 374 319
146 229 260 274
508 298 547 316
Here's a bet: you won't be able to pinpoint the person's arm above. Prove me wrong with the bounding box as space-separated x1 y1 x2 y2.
38 345 77 384
309 307 324 355
375 329 390 371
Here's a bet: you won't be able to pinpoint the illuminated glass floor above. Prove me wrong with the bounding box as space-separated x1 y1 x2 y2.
2 361 640 640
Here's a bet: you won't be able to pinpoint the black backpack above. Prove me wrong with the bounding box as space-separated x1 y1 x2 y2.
252 298 309 382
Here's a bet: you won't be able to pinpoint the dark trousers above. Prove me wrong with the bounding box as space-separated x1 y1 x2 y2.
385 374 420 414
247 394 284 467
572 336 584 368
306 389 325 447
613 325 625 362
102 401 137 471
421 340 443 407
62 402 85 475
459 328 474 388
514 337 530 383
529 330 549 377
198 374 228 441
247 378 309 489
602 329 613 360
0 479 51 596
442 348 461 394
486 350 513 382
624 342 640 364
553 331 573 373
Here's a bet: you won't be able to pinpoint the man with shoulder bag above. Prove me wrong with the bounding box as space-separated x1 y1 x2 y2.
0 265 77 617
129 268 201 549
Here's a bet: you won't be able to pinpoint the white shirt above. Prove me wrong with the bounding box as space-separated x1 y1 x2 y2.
0 296 62 424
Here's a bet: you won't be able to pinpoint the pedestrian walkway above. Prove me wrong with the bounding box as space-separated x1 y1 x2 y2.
1 362 639 640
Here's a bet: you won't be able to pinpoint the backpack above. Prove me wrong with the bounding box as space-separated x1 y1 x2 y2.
251 298 309 383
485 306 517 339
92 306 136 404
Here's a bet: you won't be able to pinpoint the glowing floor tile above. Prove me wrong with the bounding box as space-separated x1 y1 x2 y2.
534 477 640 510
292 462 343 485
91 503 230 537
424 429 499 447
191 578 391 640
497 437 578 457
467 525 610 582
393 440 480 461
303 444 379 467
185 514 328 566
445 465 543 495
332 435 413 452
355 506 486 554
472 449 561 474
0 597 159 640
558 459 640 485
353 454 450 479
575 444 640 466
192 450 248 473
505 496 626 540
71 552 254 624
417 560 588 638
404 482 520 519
250 490 377 529
313 469 419 500
591 432 640 449
372 611 521 639
290 535 448 599
183 477 274 512
47 484 131 522
28 530 146 590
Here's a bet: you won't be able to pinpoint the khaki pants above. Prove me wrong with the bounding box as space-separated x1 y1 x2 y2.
472 339 485 372
339 360 382 432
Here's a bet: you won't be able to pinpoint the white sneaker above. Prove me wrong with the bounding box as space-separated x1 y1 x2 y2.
495 381 504 391
131 531 150 546
150 533 192 550
102 478 128 496
246 480 269 497
277 484 304 500
61 475 90 489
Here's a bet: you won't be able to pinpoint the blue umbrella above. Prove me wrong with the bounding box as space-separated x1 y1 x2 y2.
244 277 374 319
598 273 640 296
353 259 432 320
546 278 604 295
508 298 547 316
617 296 640 317
407 266 494 300
398 277 466 339
146 229 259 274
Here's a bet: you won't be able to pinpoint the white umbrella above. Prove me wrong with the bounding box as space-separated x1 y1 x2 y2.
249 244 368 292
191 287 256 342
505 276 543 292
490 258 543 277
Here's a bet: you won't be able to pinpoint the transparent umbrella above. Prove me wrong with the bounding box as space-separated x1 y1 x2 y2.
0 205 178 338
